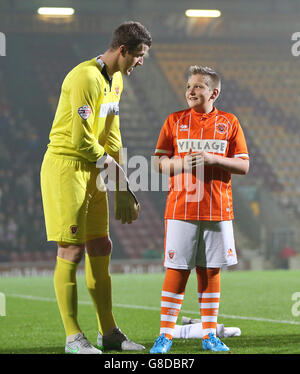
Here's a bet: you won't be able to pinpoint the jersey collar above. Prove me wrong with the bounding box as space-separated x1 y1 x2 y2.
96 55 113 89
191 106 218 119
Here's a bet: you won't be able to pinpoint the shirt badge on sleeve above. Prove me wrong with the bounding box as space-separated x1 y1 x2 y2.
78 105 92 120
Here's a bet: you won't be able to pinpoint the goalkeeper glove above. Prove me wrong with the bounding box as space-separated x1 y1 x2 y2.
96 152 140 224
115 183 140 224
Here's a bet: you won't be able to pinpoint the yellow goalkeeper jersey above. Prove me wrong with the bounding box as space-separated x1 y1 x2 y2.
47 56 123 163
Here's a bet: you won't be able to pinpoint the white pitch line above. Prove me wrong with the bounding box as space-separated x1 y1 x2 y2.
7 293 300 326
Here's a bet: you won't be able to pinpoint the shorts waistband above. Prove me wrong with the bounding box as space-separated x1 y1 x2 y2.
45 150 95 165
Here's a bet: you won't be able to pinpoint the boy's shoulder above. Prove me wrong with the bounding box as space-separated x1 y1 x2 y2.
216 109 239 124
166 108 191 122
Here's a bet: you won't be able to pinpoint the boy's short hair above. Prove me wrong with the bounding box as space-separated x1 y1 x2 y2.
109 21 152 53
187 65 221 92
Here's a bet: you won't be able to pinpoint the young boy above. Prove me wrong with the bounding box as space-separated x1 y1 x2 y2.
150 66 249 353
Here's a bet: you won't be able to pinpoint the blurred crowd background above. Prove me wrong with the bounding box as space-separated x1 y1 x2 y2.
0 0 300 269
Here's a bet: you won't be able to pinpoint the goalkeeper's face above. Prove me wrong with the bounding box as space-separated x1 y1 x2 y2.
120 43 149 76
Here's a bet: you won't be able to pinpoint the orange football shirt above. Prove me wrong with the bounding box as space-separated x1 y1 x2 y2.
154 107 249 221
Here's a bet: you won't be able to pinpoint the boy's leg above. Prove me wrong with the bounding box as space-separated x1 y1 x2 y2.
151 219 198 353
196 267 220 338
159 268 190 339
150 268 190 354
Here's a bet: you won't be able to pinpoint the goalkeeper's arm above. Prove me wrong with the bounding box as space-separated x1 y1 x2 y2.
96 153 140 224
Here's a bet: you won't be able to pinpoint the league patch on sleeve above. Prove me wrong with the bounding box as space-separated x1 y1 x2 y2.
78 105 92 120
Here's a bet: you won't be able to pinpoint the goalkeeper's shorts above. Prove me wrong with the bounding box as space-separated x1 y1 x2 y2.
40 151 109 244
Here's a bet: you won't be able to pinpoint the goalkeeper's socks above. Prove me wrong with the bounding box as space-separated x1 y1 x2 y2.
159 268 190 339
196 267 221 339
54 256 81 337
85 254 117 335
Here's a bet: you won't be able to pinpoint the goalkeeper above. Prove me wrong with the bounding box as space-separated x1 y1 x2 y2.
40 22 151 354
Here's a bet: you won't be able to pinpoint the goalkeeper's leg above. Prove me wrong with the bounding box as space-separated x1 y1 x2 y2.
54 243 102 353
85 236 117 336
85 237 145 351
54 243 85 337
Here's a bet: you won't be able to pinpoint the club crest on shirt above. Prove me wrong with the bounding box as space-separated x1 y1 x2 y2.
227 248 234 257
115 86 120 96
70 225 78 235
78 105 92 120
216 122 228 134
168 249 175 260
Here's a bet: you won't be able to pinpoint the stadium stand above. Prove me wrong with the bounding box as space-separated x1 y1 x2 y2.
0 68 54 262
1 12 299 264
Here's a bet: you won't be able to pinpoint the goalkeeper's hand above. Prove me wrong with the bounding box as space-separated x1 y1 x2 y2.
96 152 140 224
115 184 140 224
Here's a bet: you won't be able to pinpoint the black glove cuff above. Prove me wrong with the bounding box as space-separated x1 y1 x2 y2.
127 183 139 205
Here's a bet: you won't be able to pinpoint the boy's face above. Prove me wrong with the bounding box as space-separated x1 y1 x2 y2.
119 43 149 76
185 74 215 111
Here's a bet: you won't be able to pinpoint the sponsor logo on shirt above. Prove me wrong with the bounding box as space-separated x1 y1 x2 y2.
180 124 189 131
177 139 227 154
99 102 119 117
78 105 92 120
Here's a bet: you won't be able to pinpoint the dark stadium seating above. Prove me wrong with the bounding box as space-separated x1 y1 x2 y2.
1 34 299 262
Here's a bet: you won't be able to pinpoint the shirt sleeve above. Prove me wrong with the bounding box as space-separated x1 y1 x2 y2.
228 117 249 160
70 69 105 162
104 114 123 164
154 115 174 157
104 73 123 164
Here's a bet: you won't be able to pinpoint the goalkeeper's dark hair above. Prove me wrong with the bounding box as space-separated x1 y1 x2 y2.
109 21 152 53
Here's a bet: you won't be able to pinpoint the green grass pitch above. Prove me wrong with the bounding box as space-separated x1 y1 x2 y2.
0 269 300 354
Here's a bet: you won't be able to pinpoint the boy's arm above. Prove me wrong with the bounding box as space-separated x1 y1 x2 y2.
153 149 202 177
153 151 249 176
198 151 249 175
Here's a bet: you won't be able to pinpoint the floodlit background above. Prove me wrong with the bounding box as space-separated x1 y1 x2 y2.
0 0 300 273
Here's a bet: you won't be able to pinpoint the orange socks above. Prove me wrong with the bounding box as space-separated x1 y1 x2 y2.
159 268 190 339
159 267 221 340
196 267 221 339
